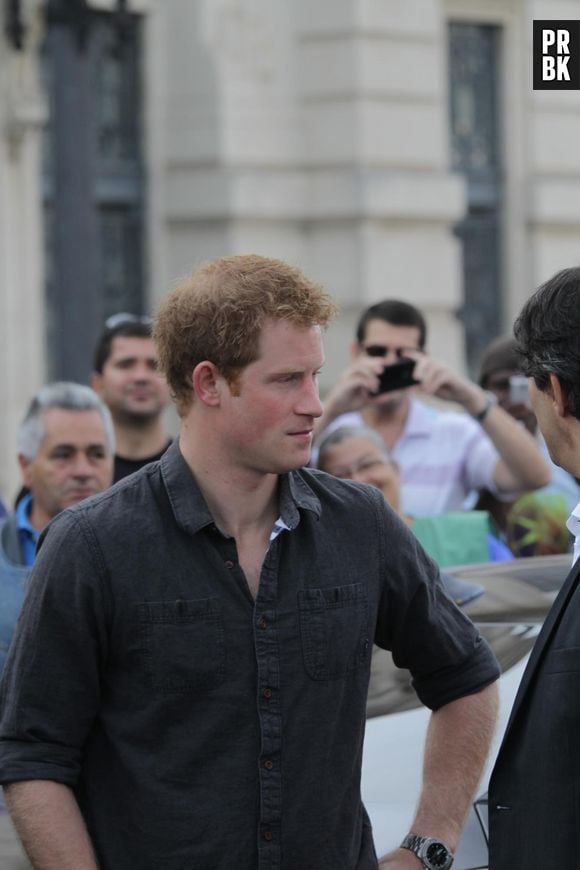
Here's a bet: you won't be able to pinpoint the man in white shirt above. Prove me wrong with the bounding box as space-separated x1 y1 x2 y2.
315 300 549 517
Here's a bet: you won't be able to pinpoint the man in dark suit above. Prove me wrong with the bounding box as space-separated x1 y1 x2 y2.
489 266 580 868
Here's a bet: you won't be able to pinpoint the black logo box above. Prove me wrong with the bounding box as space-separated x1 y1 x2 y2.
533 20 580 89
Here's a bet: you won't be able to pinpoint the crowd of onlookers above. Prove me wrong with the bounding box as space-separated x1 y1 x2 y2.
312 298 579 566
0 290 574 696
0 315 172 675
1 295 578 678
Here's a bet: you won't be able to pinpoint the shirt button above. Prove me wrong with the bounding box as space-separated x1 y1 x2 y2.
263 688 272 699
259 617 267 630
263 830 273 841
224 560 235 569
263 759 273 770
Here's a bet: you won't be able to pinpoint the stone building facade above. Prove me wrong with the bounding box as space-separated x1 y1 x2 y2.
0 0 579 502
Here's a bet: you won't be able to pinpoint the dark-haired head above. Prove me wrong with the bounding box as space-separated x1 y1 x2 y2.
355 300 427 349
514 266 580 420
93 315 153 374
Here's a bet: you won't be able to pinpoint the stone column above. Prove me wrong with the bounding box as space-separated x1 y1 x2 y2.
0 2 47 503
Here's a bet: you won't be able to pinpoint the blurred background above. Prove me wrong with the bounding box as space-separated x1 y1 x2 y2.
1 0 579 502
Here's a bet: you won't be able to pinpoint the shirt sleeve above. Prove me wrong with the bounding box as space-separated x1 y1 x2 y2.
461 418 500 494
370 491 500 711
0 510 109 786
461 416 528 504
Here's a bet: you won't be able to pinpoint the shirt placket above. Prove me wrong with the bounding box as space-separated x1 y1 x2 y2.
254 535 283 869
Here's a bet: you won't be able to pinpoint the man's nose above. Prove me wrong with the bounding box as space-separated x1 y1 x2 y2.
71 455 95 478
297 379 324 418
351 471 366 483
384 349 400 365
133 364 153 380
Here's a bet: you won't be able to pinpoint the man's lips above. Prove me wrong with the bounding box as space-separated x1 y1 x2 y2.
288 429 313 439
127 390 155 400
65 487 98 499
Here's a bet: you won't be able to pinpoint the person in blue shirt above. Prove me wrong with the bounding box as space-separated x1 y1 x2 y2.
0 382 114 675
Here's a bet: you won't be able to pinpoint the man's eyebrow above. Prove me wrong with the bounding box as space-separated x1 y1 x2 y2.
114 354 158 363
49 442 106 450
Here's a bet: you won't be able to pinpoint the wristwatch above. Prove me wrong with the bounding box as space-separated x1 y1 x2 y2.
472 390 498 423
400 832 454 869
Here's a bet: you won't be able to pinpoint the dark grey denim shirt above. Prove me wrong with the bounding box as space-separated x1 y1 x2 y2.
0 442 499 870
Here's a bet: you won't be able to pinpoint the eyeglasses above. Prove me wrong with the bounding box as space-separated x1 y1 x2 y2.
362 344 420 358
104 312 153 331
330 457 390 480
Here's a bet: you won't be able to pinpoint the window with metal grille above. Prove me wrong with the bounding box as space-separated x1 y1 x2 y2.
42 8 145 381
448 22 503 378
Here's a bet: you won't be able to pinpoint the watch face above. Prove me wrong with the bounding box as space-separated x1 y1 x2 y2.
425 842 450 868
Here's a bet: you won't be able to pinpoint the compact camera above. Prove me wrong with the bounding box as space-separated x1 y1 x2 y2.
509 375 529 405
376 359 419 394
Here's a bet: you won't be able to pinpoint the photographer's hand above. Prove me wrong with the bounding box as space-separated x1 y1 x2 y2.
314 356 385 438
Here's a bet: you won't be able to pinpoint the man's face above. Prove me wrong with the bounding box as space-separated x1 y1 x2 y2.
355 320 423 409
19 408 114 529
527 377 565 468
320 434 400 508
92 336 170 422
485 367 537 433
218 319 324 475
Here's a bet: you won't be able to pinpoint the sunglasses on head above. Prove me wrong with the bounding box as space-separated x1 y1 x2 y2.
104 312 153 331
363 344 420 358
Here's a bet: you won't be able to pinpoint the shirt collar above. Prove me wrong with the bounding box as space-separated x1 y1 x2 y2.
15 493 39 540
160 441 321 537
566 499 580 530
566 500 580 566
15 492 41 567
401 397 438 438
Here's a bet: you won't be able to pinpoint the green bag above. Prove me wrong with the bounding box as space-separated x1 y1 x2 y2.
412 511 492 568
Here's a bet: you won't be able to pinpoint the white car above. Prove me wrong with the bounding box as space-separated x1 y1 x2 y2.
362 554 570 869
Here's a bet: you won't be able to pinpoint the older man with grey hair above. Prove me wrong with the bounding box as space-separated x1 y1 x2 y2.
0 382 114 677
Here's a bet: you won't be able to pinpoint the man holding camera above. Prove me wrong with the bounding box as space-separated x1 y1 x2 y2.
315 300 549 517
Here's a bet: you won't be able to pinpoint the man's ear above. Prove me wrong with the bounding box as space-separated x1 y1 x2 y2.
192 361 223 406
17 454 33 488
350 340 361 361
549 373 569 418
90 371 103 396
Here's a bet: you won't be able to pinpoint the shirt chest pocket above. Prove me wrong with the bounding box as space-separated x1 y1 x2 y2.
298 583 370 681
136 598 225 693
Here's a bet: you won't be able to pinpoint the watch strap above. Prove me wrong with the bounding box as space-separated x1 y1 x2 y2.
400 831 454 869
472 390 497 423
